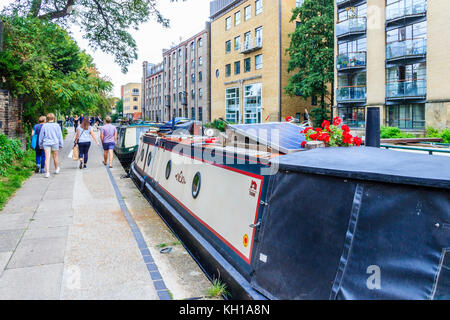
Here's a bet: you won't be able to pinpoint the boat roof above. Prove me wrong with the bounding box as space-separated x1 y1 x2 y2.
276 146 450 189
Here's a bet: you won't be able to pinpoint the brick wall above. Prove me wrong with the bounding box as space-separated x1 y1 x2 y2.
0 89 25 139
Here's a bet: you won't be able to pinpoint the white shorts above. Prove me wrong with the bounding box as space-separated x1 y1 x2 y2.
44 145 59 152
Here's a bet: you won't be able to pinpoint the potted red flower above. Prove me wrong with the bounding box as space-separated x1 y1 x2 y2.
301 117 362 148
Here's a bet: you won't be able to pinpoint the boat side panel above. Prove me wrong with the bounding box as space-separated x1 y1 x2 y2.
124 127 137 148
139 142 263 264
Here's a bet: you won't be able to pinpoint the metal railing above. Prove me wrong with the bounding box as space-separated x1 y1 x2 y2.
381 144 450 155
240 37 263 54
337 51 366 70
386 38 426 60
336 85 367 102
386 0 427 22
336 17 366 37
386 79 426 98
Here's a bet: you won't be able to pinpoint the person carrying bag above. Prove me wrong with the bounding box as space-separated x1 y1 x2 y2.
74 117 100 169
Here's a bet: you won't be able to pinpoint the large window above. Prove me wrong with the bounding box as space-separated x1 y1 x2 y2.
244 83 262 124
226 87 240 123
234 36 241 51
255 0 263 15
255 54 262 70
225 17 231 30
338 3 367 21
338 107 366 128
386 63 426 98
386 21 427 59
387 104 425 129
255 26 263 46
235 11 241 25
244 5 251 21
244 58 251 72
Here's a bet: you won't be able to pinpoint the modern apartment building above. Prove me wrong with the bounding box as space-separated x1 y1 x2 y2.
334 0 450 133
209 0 312 124
121 83 142 119
142 61 164 121
160 23 211 123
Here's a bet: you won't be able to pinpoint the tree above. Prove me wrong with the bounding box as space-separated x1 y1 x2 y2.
0 16 112 127
115 98 123 117
2 0 185 72
285 0 334 127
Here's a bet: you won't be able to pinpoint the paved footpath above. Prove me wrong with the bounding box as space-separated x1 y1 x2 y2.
0 127 212 300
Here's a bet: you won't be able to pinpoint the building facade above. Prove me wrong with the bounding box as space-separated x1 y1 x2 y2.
142 61 164 121
121 83 142 119
160 23 211 123
209 0 312 124
334 0 450 133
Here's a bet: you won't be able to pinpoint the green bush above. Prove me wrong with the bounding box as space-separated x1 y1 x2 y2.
380 126 415 139
309 108 330 128
0 134 25 176
440 129 450 143
204 119 228 132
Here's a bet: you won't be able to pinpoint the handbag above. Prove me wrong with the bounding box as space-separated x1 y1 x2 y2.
31 134 37 150
72 144 79 160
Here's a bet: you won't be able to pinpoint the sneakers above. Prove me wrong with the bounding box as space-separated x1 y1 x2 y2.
35 165 40 173
44 172 50 178
40 168 45 174
55 167 60 174
79 161 83 169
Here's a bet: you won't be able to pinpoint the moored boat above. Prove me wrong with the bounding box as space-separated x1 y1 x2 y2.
130 121 450 300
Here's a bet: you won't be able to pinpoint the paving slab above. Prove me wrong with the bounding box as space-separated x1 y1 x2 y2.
21 226 69 241
0 263 64 300
7 237 67 269
28 215 73 229
0 252 12 277
0 212 33 231
0 229 24 252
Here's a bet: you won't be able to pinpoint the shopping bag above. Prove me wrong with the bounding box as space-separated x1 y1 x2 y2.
31 134 37 150
72 145 79 160
68 149 73 159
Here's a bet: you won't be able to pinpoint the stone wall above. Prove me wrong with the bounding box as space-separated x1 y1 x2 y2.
0 89 25 138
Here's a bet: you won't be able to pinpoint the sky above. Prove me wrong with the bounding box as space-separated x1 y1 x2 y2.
0 0 211 98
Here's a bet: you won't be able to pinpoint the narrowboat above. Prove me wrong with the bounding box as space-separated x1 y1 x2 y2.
114 122 162 165
130 121 450 300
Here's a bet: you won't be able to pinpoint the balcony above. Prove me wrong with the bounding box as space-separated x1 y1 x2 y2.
386 38 426 62
386 79 426 100
336 0 366 8
336 17 366 39
337 52 366 71
240 37 262 54
336 86 366 103
386 0 427 25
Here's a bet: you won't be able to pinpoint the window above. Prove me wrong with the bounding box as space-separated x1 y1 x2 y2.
255 26 263 46
191 89 195 100
387 104 425 129
199 88 203 99
191 42 195 51
235 11 241 26
338 107 365 128
198 71 203 82
191 74 195 83
192 107 196 120
244 83 262 124
234 61 241 75
226 16 231 30
225 40 231 53
255 0 262 15
198 38 203 47
179 78 183 87
179 65 182 73
165 160 172 179
244 32 251 50
244 58 251 72
225 64 231 77
191 60 196 69
244 5 251 20
255 54 263 70
133 97 138 101
199 57 203 66
133 106 138 110
192 172 201 198
234 36 241 51
226 87 240 123
179 49 182 57
198 107 203 122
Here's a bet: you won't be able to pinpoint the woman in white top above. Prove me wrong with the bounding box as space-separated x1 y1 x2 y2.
75 117 100 169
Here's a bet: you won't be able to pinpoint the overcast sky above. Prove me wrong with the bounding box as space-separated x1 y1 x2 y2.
1 0 211 98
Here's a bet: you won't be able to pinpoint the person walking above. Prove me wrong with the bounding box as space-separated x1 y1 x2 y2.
38 113 64 178
31 116 46 173
75 117 100 169
100 116 117 168
73 115 80 132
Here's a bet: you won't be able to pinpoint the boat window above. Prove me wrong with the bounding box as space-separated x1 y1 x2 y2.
165 160 172 180
140 147 145 162
147 151 152 166
192 172 201 199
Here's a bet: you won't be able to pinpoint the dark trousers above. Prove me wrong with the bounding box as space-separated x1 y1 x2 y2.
78 142 91 164
35 148 45 169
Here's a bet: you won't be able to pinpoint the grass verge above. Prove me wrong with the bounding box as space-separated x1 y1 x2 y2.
0 150 36 211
